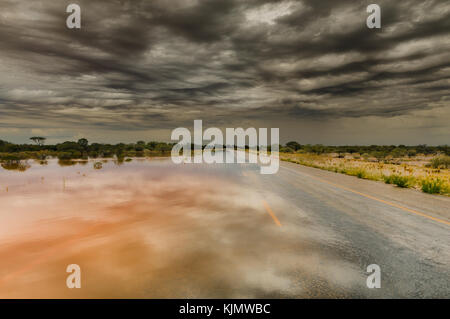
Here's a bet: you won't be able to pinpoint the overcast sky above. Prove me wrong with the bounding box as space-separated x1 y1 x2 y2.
0 0 449 145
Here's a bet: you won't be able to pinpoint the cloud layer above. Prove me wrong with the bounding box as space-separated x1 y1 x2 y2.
0 0 449 144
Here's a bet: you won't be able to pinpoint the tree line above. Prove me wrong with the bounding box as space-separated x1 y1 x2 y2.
281 142 450 157
0 138 174 161
0 138 448 162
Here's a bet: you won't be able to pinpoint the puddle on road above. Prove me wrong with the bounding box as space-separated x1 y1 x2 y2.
0 159 363 298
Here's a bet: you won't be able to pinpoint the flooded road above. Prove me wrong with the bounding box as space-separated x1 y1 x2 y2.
0 158 449 298
0 158 323 298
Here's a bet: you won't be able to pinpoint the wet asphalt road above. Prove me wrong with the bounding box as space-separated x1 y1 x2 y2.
235 160 450 298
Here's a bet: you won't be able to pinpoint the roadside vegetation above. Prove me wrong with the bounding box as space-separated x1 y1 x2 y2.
280 143 450 196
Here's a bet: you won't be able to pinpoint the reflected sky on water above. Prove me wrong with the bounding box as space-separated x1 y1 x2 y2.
0 158 362 298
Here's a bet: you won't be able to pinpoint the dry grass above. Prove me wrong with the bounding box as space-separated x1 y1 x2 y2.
281 152 450 196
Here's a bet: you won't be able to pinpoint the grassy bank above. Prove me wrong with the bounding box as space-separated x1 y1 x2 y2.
281 153 450 196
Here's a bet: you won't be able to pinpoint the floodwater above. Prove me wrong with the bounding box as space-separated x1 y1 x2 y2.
0 158 364 298
0 159 279 298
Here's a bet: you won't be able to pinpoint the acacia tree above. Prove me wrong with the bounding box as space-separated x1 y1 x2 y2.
286 141 302 151
77 138 89 148
30 136 46 146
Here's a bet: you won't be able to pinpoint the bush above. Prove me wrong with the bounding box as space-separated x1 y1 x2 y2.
93 162 103 170
155 143 172 153
430 156 450 169
421 178 445 194
280 147 294 153
356 170 366 179
136 150 144 157
0 154 23 162
88 151 99 158
57 152 73 160
71 151 82 159
383 174 411 188
347 168 366 178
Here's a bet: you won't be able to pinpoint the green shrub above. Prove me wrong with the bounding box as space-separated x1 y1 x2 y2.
0 154 22 162
88 151 99 158
280 147 294 153
430 156 450 169
356 170 366 179
93 162 103 170
383 174 411 188
421 178 445 194
57 152 73 160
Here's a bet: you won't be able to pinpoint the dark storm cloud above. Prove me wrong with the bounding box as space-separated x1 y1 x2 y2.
0 0 449 143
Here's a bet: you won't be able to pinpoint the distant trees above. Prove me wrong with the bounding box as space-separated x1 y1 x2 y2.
391 147 407 158
154 143 172 153
277 144 450 157
30 136 46 146
135 141 145 152
77 138 88 148
147 141 158 150
77 138 89 158
0 138 448 162
286 141 302 151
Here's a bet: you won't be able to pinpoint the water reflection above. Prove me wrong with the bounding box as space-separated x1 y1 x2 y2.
57 160 77 167
1 160 31 172
0 158 362 298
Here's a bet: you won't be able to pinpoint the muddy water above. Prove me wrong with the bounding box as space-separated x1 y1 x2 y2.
0 158 363 298
0 159 276 298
